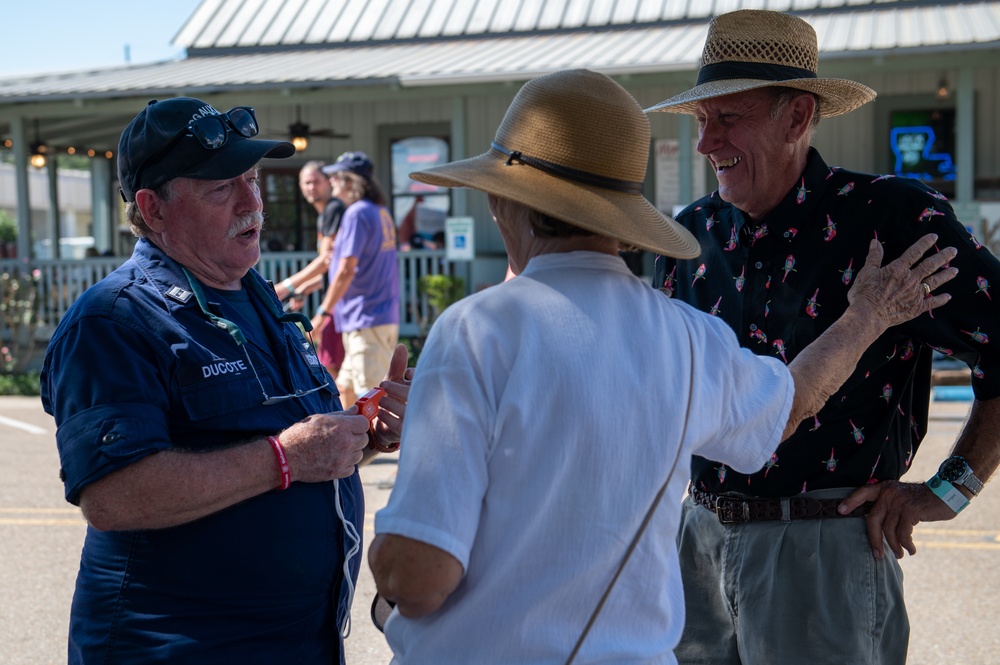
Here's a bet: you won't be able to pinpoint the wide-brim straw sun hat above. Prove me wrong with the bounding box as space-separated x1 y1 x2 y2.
410 69 700 259
646 10 876 118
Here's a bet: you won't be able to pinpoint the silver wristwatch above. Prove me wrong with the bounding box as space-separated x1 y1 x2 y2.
937 456 984 496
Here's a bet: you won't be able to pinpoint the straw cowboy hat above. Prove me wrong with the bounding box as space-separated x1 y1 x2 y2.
646 10 876 117
410 69 701 259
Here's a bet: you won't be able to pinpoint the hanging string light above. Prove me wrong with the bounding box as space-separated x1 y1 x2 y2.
1 122 113 162
29 119 47 168
936 75 950 101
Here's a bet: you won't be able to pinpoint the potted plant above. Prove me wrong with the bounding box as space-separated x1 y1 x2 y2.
419 274 466 326
411 274 466 359
0 211 17 258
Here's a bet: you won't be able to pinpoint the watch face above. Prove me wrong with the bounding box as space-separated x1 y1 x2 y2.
939 457 968 482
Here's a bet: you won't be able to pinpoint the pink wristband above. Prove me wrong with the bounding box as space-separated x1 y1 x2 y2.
267 435 291 490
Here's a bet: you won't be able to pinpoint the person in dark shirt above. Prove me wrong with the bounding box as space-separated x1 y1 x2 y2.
275 161 347 376
41 97 411 664
647 10 1000 665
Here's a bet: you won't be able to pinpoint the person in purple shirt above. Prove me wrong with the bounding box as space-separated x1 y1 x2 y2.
312 151 400 407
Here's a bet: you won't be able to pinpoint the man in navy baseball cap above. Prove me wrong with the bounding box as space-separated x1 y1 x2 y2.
41 93 413 664
118 97 295 202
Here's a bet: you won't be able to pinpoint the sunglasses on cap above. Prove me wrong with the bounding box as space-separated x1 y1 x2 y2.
133 106 260 193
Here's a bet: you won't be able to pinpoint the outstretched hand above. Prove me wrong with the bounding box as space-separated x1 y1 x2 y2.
848 233 957 327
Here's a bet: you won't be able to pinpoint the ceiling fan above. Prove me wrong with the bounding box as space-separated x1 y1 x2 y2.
276 106 350 152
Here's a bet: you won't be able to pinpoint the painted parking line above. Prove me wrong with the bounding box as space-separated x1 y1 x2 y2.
0 518 85 526
914 541 1000 550
912 526 1000 550
0 506 84 526
7 508 994 550
0 414 49 435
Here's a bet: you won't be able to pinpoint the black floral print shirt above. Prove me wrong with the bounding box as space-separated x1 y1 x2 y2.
653 148 1000 498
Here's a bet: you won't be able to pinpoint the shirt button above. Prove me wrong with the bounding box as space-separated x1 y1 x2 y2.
754 261 763 269
749 324 758 332
102 433 120 443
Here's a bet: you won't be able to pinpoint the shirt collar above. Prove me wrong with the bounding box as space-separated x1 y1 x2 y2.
131 238 246 317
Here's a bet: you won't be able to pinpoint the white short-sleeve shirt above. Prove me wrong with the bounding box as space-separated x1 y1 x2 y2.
375 251 793 664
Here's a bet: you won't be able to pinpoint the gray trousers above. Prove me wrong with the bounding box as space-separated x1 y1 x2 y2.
675 489 909 665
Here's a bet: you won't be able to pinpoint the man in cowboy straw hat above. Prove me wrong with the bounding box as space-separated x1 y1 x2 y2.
648 9 1000 664
368 67 955 664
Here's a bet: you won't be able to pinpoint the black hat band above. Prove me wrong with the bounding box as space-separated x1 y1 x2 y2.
491 142 643 195
696 61 817 86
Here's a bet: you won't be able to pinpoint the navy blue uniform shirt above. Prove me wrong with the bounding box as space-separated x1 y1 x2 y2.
654 149 1000 498
41 239 363 664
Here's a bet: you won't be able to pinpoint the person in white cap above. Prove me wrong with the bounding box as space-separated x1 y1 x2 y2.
368 68 955 665
647 9 1000 664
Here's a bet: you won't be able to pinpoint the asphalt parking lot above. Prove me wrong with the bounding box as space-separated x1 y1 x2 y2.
2 396 998 664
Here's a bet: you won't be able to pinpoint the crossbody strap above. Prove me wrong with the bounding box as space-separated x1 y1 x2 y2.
565 311 695 664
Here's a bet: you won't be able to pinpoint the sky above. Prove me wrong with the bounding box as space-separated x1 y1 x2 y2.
0 0 204 77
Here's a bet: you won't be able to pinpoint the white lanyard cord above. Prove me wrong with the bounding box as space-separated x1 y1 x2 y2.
333 478 361 638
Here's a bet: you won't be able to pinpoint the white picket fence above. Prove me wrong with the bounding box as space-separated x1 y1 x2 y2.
0 249 463 343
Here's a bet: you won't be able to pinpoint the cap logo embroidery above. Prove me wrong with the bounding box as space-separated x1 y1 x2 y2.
190 104 220 122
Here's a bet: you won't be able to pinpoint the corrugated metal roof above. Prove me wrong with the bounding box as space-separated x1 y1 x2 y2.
172 0 971 49
0 1 998 102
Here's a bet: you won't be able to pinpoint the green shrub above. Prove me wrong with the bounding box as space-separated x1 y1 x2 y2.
0 370 40 396
0 268 41 375
418 274 466 323
410 274 467 364
0 210 15 244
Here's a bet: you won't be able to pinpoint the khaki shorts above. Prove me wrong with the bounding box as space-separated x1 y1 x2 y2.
675 488 908 665
337 324 399 396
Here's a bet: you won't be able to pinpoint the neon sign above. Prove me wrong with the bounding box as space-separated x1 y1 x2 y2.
889 110 956 182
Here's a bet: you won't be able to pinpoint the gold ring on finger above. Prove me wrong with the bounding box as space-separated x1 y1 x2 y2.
922 282 931 298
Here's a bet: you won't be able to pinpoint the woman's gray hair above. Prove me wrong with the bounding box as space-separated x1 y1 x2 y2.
125 179 176 238
488 194 638 252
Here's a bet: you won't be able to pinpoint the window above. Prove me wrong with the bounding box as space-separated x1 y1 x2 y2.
260 168 313 252
389 135 451 249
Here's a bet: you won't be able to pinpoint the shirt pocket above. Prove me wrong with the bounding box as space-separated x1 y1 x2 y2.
177 361 264 421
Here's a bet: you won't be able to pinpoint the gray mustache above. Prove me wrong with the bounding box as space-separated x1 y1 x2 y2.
227 211 265 239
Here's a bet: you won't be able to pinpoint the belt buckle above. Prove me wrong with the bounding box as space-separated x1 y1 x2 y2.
715 496 750 525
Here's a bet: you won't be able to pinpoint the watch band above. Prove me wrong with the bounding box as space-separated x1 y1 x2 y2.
958 472 985 496
938 455 984 496
926 475 970 513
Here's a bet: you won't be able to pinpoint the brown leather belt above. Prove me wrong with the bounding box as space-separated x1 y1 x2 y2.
690 487 872 525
